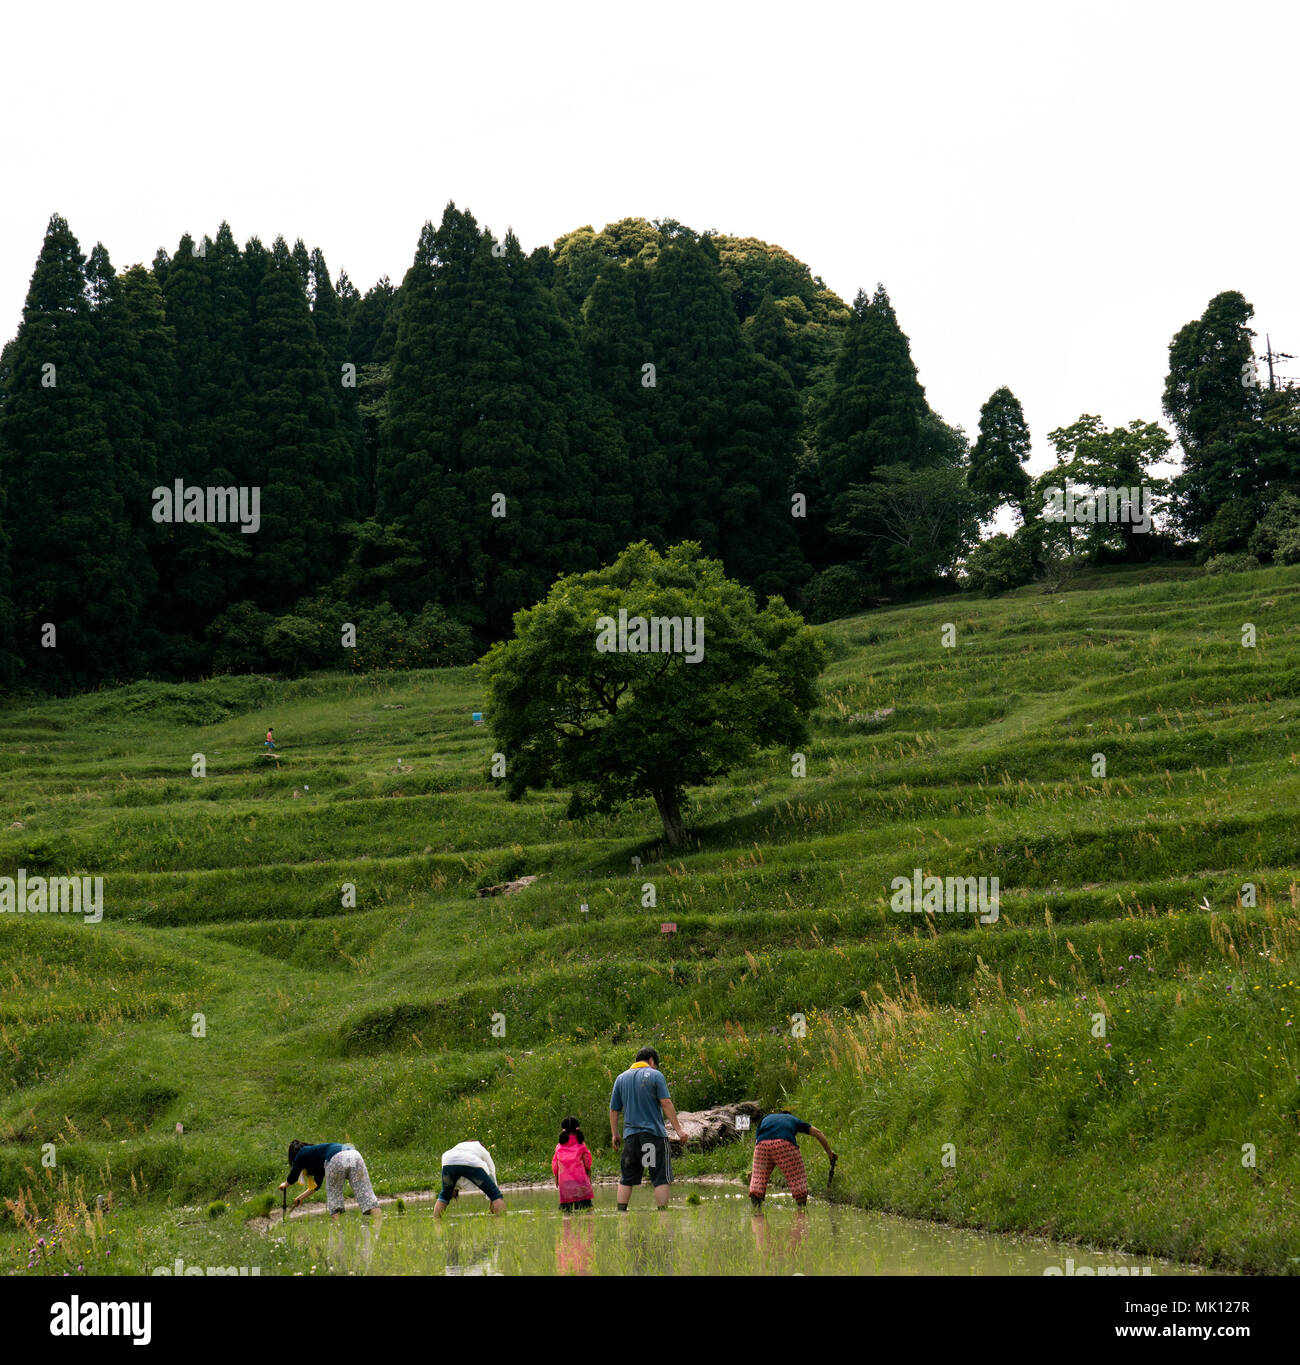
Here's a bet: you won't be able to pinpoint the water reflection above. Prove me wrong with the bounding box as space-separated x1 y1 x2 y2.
618 1208 675 1276
750 1206 808 1265
290 1182 1201 1277
328 1208 382 1269
557 1213 594 1276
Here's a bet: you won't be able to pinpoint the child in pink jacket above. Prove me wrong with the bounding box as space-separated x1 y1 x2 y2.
552 1115 594 1211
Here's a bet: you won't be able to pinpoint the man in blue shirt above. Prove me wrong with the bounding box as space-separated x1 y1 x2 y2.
748 1110 837 1208
609 1047 688 1210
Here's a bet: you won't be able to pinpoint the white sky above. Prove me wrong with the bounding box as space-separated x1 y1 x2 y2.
2 0 1296 481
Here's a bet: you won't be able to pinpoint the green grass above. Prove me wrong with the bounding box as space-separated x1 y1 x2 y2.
2 562 1299 1273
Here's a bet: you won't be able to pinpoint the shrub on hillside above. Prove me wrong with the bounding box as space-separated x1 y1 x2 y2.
963 532 1036 596
1247 491 1300 564
801 564 875 623
1204 552 1260 574
346 602 476 671
207 597 476 676
207 602 275 675
262 614 331 678
1202 496 1261 559
1278 530 1300 565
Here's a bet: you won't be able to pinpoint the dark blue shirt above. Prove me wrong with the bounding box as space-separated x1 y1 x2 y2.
286 1142 346 1190
756 1113 811 1145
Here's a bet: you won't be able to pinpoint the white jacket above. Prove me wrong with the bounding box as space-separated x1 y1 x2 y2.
441 1140 497 1184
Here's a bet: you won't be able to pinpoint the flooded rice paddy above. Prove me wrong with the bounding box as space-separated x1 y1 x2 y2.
284 1182 1201 1276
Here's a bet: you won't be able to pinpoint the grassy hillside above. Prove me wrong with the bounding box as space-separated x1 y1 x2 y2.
2 563 1299 1273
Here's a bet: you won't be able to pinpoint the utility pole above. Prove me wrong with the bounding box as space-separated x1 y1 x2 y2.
1261 334 1296 392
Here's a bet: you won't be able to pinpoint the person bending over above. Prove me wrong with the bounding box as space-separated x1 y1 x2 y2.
748 1111 836 1208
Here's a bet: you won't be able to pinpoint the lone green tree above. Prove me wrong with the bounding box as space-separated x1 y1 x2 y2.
1044 415 1171 561
479 541 827 847
968 386 1032 520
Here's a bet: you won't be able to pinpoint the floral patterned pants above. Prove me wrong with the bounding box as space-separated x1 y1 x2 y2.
325 1147 380 1214
748 1140 809 1200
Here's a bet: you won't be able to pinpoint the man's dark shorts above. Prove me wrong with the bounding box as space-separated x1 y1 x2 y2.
439 1163 503 1203
620 1133 672 1187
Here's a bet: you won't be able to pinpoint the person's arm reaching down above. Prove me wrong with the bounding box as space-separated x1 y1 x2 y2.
279 1152 314 1208
279 1171 316 1209
660 1097 688 1143
808 1125 836 1161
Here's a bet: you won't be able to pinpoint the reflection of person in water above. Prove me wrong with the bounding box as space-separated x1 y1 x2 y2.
328 1205 383 1271
618 1204 674 1275
556 1210 595 1276
751 1205 809 1262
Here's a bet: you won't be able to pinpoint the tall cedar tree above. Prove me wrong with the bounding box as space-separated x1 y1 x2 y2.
581 259 667 542
117 264 190 669
246 235 355 609
654 234 807 597
344 275 398 518
0 352 14 682
160 224 259 630
584 228 807 598
377 214 467 611
969 386 1033 520
309 246 365 518
470 225 628 635
85 246 162 664
816 285 929 500
1163 291 1260 535
379 204 627 638
0 488 12 684
0 216 147 684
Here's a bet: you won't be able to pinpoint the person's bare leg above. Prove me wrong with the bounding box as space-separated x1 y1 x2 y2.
617 1184 632 1210
654 1184 670 1208
490 1198 505 1215
433 1199 448 1218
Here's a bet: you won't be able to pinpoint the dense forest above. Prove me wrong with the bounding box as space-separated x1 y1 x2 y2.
0 204 1296 690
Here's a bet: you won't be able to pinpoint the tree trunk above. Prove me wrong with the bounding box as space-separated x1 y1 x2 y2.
653 789 686 848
